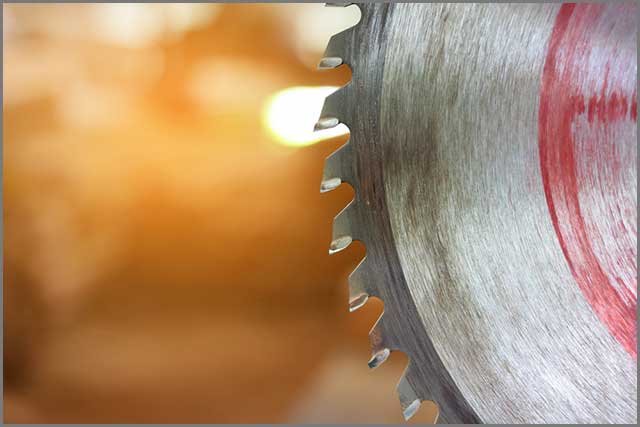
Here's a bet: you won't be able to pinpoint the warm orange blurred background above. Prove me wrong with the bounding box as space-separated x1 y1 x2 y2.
3 3 436 423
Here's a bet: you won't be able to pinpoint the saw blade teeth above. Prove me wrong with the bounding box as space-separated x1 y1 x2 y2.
397 367 422 421
329 235 352 254
318 56 343 70
322 142 354 184
318 2 436 418
318 4 443 422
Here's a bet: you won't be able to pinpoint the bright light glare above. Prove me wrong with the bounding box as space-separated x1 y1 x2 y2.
263 86 348 147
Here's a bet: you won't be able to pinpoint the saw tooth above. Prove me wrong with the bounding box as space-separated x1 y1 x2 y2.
397 366 422 421
332 200 358 241
319 84 351 125
348 293 369 312
369 314 397 352
318 56 343 69
323 142 354 185
402 399 422 422
323 26 355 65
318 83 352 120
347 261 369 307
329 235 352 254
347 258 380 311
314 116 340 131
368 348 391 370
367 314 400 371
320 177 341 193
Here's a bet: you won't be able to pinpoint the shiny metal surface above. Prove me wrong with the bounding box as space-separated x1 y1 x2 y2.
318 3 637 423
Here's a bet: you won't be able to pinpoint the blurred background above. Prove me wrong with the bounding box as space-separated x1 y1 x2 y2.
3 3 436 423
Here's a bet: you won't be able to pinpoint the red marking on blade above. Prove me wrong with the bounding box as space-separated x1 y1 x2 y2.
539 3 637 357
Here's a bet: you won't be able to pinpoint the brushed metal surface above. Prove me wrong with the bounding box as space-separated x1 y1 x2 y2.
321 3 480 423
320 2 637 423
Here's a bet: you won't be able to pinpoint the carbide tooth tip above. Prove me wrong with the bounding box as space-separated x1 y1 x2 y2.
320 177 342 193
348 294 369 312
402 399 422 421
314 117 340 131
329 235 352 254
368 348 391 370
318 57 343 69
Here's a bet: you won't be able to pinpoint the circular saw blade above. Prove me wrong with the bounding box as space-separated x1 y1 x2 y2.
318 3 637 423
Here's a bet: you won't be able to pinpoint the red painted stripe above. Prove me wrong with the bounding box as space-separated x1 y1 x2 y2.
539 3 637 357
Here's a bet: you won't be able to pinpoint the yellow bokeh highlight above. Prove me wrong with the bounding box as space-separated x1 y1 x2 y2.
263 86 348 147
